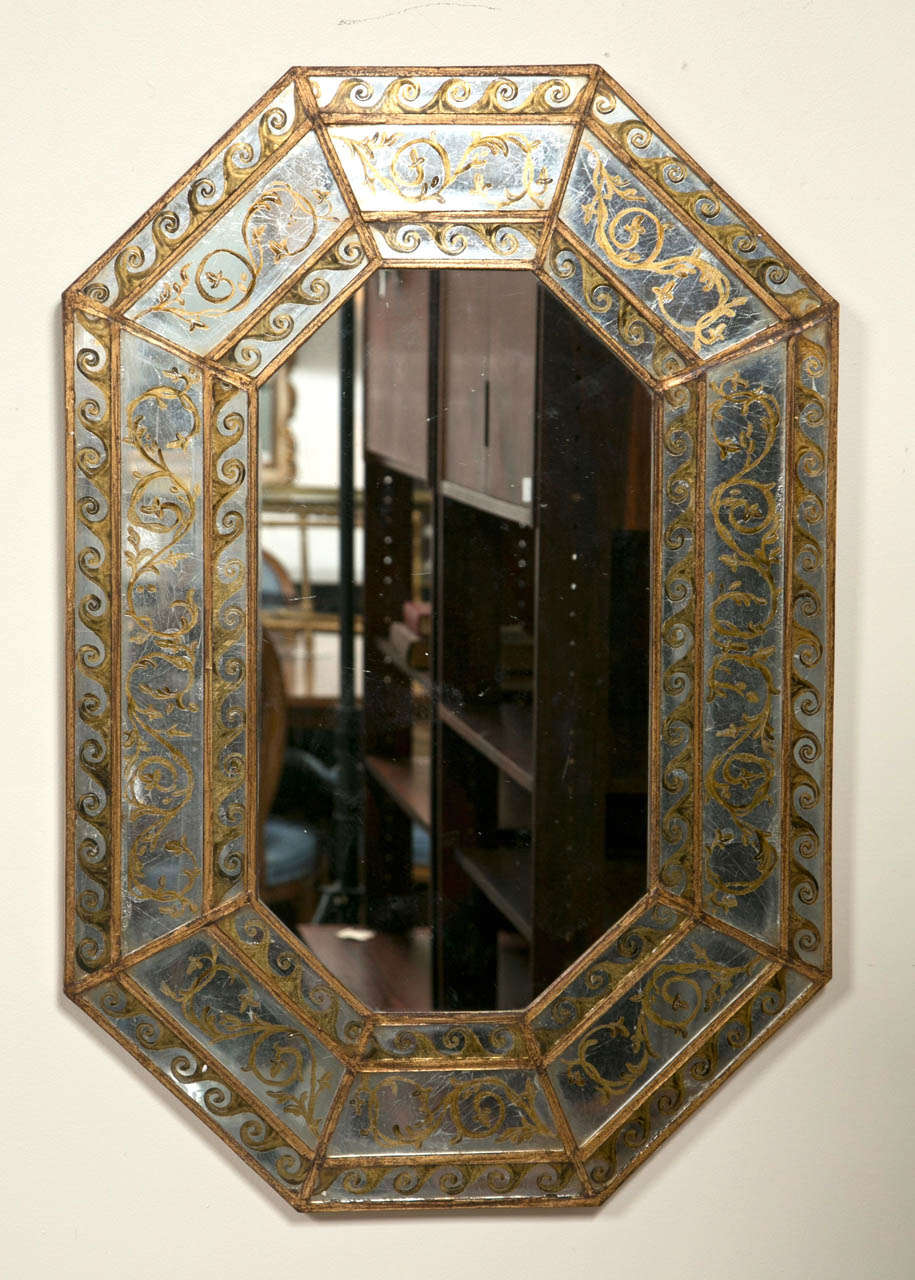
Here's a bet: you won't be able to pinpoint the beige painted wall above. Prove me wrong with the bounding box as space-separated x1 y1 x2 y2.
2 1 912 1275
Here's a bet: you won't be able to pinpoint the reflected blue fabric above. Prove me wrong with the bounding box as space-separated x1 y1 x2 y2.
264 798 429 885
412 823 430 871
262 817 319 887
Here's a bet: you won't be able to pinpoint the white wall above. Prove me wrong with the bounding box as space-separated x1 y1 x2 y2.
2 2 912 1276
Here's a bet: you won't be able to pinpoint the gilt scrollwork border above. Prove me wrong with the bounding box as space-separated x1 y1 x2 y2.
64 64 836 1213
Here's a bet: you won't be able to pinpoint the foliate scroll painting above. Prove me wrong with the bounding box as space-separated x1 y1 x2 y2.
127 129 349 356
120 332 206 951
256 267 654 1012
326 125 575 216
559 131 779 358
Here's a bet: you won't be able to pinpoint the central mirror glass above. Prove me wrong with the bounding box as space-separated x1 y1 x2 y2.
258 269 652 1013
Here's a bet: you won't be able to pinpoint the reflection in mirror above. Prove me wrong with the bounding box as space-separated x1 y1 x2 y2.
258 269 652 1013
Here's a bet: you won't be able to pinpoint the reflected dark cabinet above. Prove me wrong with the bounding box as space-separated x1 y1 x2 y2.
364 270 431 480
441 270 536 512
361 268 652 1010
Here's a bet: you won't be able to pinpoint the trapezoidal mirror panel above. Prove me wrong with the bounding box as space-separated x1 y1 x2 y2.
64 65 836 1213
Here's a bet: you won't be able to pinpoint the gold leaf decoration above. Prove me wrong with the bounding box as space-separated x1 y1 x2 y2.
580 142 751 353
339 130 553 209
319 75 582 116
72 310 114 971
123 366 202 920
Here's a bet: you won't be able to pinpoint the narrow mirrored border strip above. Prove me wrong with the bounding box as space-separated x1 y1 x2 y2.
67 306 117 980
658 380 701 895
309 70 592 120
368 215 546 265
206 379 250 906
361 1017 532 1067
785 316 835 972
216 904 370 1058
306 1156 589 1210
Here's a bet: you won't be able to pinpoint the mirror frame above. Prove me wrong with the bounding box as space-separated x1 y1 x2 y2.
63 65 836 1213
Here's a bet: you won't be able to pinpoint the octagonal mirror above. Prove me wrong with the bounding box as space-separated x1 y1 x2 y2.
65 65 835 1212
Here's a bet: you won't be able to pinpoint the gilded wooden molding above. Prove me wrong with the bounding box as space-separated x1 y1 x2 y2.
64 64 835 1213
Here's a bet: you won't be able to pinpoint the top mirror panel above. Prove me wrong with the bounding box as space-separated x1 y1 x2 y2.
258 267 652 1011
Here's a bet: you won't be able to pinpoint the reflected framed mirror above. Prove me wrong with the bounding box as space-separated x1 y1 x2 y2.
64 65 836 1212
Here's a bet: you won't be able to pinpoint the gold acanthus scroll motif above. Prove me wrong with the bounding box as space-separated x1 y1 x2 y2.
589 87 821 317
320 75 582 116
222 233 366 376
161 944 335 1134
658 383 698 896
338 131 553 208
220 910 365 1048
585 966 793 1190
580 142 751 353
135 181 338 334
547 233 687 380
82 95 307 310
533 906 684 1050
316 1160 576 1200
74 312 114 971
704 371 782 909
98 982 312 1184
227 231 366 373
377 221 537 257
123 368 202 918
351 1075 556 1150
559 943 760 1102
788 333 828 960
210 382 247 901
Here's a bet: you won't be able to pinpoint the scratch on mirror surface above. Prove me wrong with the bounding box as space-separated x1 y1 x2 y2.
339 2 499 25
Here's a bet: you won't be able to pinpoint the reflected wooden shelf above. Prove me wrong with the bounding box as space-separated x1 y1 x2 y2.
455 846 532 942
271 629 364 712
454 849 646 953
365 755 431 829
357 270 654 1009
262 604 363 633
367 447 429 485
441 478 532 527
298 924 431 1012
439 700 533 791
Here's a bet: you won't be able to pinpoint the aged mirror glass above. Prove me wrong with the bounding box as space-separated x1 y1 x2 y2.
257 268 652 1011
65 65 835 1212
